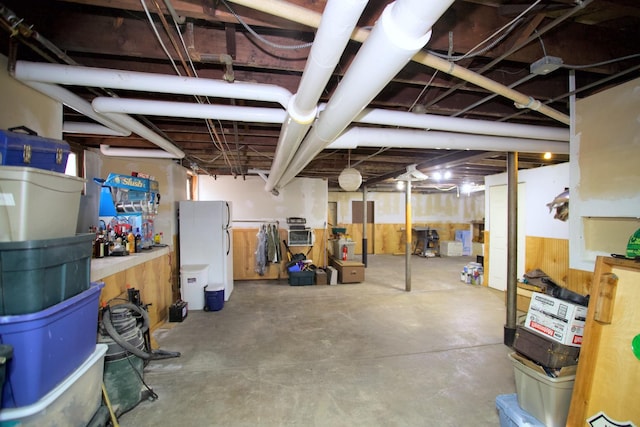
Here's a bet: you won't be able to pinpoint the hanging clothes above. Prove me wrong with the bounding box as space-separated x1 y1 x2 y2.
267 223 281 264
255 225 267 276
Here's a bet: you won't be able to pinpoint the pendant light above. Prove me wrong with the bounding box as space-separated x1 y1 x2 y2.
338 150 362 191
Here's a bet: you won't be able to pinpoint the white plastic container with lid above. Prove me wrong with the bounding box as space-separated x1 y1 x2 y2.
0 343 107 426
0 166 85 242
180 264 209 310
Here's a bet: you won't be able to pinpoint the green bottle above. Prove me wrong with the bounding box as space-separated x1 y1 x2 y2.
627 228 640 258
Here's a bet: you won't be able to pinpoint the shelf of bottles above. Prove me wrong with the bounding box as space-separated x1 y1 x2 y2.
94 173 161 257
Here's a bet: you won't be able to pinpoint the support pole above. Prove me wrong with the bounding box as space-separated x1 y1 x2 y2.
405 180 412 292
362 186 368 267
504 151 518 346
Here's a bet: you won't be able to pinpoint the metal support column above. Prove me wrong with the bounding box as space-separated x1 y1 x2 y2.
362 186 368 267
504 151 518 346
405 180 412 292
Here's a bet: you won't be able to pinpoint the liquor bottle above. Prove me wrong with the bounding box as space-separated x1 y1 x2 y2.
135 228 142 252
94 232 105 258
127 231 136 254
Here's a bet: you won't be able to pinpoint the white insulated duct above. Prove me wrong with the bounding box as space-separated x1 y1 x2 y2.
228 0 570 125
355 108 569 142
99 144 179 158
92 97 287 123
94 111 185 158
265 0 368 193
19 81 132 136
275 0 454 190
14 61 292 108
328 127 569 154
63 122 131 136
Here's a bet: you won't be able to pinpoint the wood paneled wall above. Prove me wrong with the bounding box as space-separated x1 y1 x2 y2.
233 228 327 281
525 236 594 294
233 223 474 280
99 253 173 332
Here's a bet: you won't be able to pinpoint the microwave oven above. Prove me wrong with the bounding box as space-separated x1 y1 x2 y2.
288 229 313 246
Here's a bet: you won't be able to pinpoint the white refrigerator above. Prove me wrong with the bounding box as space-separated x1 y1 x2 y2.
179 201 233 301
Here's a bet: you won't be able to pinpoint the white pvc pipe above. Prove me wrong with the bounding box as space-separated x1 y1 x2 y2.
92 97 286 123
228 0 569 125
355 108 569 142
100 145 179 158
265 0 368 192
14 61 293 108
97 111 185 158
19 81 132 135
328 126 569 153
63 122 131 136
275 0 454 189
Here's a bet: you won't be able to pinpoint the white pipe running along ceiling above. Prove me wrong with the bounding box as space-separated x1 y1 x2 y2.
91 97 569 144
265 0 369 192
19 80 132 136
14 61 293 108
91 97 287 123
273 0 455 191
328 127 569 154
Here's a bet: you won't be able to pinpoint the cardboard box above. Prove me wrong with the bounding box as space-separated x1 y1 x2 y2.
330 258 364 284
315 269 327 285
441 240 463 256
524 292 587 347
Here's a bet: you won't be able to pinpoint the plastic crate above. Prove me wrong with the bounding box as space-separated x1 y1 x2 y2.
508 353 575 427
495 394 544 427
288 270 315 286
0 234 94 315
0 166 85 242
0 344 107 426
0 282 104 408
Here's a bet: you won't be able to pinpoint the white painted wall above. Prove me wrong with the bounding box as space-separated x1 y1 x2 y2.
329 190 484 224
570 77 640 272
485 162 570 239
0 55 62 138
198 175 328 228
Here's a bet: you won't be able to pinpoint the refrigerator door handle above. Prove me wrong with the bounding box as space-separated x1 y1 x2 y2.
225 202 230 229
226 229 231 256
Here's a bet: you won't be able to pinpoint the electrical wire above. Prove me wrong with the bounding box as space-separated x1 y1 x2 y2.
220 0 312 50
145 0 243 175
562 53 640 69
140 0 181 75
429 0 541 62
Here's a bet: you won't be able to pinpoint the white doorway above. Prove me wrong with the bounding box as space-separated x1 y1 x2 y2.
488 183 526 291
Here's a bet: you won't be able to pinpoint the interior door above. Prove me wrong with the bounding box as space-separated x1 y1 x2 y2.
488 183 526 291
352 201 374 254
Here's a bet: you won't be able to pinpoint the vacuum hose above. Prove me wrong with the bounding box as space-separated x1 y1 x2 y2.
102 303 152 360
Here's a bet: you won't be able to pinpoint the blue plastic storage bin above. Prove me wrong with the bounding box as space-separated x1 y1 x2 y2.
0 282 103 408
496 394 544 427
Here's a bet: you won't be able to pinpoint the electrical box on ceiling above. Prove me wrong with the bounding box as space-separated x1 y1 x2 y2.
530 56 563 75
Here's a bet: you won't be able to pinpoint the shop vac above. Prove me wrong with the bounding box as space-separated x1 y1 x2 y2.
98 288 180 417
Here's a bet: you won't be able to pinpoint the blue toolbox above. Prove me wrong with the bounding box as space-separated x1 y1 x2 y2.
0 126 70 173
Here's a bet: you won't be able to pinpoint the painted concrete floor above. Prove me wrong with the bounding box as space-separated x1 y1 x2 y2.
117 254 516 426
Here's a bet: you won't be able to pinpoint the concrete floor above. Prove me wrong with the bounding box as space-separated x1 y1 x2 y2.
118 254 516 426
